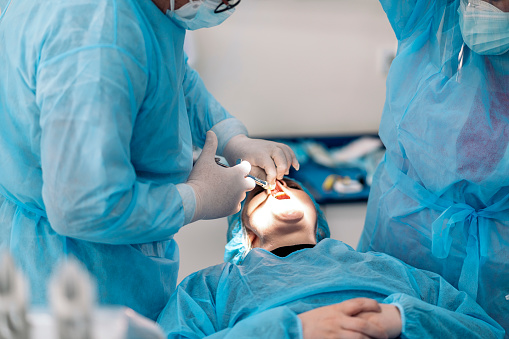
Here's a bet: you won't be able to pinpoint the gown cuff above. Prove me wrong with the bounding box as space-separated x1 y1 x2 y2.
211 118 248 156
176 183 196 225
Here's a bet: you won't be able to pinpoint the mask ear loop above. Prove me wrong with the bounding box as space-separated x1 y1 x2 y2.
457 42 470 83
458 43 465 71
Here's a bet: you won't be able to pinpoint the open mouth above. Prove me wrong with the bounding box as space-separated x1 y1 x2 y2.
270 181 290 200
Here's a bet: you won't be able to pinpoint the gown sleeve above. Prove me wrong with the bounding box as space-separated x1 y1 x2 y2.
181 54 248 156
158 267 303 339
379 0 437 40
37 16 193 244
384 268 504 338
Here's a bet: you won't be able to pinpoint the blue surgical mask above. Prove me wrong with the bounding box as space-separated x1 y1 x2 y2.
458 0 509 55
166 0 234 30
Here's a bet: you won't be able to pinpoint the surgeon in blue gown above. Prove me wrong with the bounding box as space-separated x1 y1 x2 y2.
357 0 509 333
0 0 298 320
157 179 504 338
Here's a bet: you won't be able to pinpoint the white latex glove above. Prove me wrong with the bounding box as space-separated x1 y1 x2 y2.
222 135 299 187
187 131 255 222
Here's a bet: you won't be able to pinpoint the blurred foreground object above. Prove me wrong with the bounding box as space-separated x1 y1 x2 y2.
0 252 30 339
0 254 164 339
49 259 94 339
29 307 165 339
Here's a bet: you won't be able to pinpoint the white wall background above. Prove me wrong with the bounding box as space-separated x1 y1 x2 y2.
176 0 396 282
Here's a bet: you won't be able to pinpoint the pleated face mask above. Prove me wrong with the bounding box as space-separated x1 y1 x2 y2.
173 0 202 20
166 0 235 30
458 0 509 55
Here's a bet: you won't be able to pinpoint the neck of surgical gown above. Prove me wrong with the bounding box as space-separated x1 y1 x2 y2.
357 0 509 333
157 239 504 339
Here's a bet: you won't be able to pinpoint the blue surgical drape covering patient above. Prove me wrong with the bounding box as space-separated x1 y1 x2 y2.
157 179 504 339
357 0 509 333
0 0 297 320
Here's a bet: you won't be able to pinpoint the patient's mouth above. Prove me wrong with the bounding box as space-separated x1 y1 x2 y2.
270 181 290 200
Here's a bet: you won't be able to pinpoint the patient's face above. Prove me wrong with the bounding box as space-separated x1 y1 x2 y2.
242 179 317 250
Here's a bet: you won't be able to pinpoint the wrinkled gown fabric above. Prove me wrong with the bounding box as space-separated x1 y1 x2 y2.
357 0 509 333
0 0 244 320
157 239 504 338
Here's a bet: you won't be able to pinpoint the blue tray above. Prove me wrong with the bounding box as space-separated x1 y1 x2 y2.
261 134 383 205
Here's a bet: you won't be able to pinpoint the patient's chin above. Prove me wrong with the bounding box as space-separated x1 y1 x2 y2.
273 209 304 222
271 200 305 221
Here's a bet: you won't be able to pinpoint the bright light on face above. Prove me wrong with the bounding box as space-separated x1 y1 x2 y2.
241 179 318 249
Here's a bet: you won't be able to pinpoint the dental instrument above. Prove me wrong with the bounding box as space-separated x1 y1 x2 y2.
215 158 273 190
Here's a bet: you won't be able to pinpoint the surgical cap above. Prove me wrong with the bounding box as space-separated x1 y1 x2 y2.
225 178 330 264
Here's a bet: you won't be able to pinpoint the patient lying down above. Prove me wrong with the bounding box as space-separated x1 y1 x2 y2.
158 179 504 339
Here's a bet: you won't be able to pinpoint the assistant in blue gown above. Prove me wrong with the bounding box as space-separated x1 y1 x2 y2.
357 0 509 333
0 0 245 320
157 184 504 338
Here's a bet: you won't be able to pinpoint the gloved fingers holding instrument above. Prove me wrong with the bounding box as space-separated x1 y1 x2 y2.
187 131 256 223
222 134 300 188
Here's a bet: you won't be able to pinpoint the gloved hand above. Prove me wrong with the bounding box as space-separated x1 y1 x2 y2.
187 131 255 222
222 134 300 187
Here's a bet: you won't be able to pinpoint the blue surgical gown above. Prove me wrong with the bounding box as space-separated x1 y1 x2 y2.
0 0 245 320
157 239 504 338
357 0 509 333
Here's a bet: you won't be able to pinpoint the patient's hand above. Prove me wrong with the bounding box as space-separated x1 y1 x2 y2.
356 304 402 338
298 298 389 339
